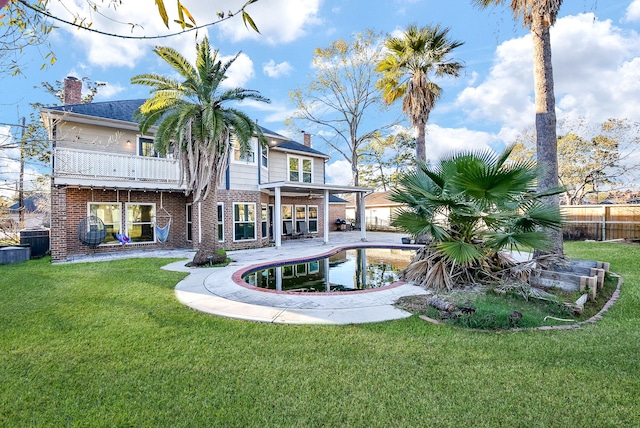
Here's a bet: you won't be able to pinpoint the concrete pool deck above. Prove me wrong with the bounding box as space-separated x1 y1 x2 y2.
165 231 430 325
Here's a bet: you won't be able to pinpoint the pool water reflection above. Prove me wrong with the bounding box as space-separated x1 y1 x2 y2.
242 247 416 293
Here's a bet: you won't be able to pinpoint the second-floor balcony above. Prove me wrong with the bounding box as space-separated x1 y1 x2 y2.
53 147 184 190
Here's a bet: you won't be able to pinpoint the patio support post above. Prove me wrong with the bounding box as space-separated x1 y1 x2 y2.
274 186 282 248
359 192 367 241
323 189 330 244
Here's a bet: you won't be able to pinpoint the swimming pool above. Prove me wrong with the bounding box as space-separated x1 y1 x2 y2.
240 247 416 293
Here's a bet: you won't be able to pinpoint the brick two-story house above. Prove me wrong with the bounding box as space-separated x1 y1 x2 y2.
41 77 370 262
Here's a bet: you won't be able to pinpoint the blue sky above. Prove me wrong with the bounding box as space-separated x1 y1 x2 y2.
1 0 639 197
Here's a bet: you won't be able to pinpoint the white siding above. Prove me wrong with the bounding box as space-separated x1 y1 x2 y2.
54 122 137 156
313 157 324 184
228 162 259 190
267 151 326 184
267 151 288 182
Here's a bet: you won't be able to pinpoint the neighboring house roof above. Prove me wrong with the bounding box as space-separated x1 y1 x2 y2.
45 99 330 158
329 194 348 204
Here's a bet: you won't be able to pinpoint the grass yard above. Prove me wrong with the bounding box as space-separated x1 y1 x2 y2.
1 241 639 427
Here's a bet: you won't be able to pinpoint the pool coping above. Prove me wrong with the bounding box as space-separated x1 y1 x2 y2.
231 243 422 296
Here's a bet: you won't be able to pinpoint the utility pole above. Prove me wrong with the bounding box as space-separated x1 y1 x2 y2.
18 117 25 230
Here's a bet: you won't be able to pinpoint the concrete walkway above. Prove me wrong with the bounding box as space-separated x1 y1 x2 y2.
163 231 428 325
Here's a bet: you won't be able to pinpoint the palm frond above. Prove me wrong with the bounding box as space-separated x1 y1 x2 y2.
152 45 198 82
437 240 485 265
392 210 449 241
485 230 552 253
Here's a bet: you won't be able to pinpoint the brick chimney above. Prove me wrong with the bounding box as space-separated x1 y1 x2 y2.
302 131 312 147
63 76 82 105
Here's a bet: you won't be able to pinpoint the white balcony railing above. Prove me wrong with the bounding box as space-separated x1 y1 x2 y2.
53 148 183 189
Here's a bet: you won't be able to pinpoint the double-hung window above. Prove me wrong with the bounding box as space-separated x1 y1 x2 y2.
186 204 193 242
126 203 155 243
261 204 268 238
295 205 307 233
218 203 224 242
281 204 293 235
88 202 121 244
261 145 268 168
233 203 255 241
232 136 256 163
288 155 313 183
139 137 161 158
308 205 318 233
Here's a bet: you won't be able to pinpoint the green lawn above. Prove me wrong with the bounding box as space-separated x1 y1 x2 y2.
1 242 638 427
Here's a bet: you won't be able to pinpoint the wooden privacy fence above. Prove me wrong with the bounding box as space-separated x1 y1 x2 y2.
562 204 640 241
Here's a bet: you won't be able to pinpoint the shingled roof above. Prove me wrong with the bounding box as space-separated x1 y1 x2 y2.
272 140 327 157
46 99 146 123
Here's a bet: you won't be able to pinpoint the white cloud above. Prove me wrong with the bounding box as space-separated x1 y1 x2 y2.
233 99 294 125
221 53 255 88
263 60 293 78
95 82 125 99
424 125 497 163
326 159 353 184
47 0 196 68
215 0 322 45
455 13 640 143
625 0 640 22
455 32 534 131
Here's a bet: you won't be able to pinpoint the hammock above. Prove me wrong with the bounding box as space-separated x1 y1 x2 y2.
155 218 171 243
155 192 172 244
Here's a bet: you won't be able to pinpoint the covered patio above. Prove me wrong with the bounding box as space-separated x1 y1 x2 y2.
258 181 372 248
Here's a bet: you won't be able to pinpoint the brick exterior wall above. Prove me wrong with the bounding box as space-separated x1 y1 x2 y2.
215 189 268 251
50 186 67 261
51 187 191 262
51 185 349 261
329 202 347 230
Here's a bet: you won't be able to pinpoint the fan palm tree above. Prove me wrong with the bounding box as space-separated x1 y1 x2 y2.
391 146 563 290
472 0 563 255
376 24 464 163
131 37 270 265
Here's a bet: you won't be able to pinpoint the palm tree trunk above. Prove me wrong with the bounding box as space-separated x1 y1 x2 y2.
416 122 427 163
192 186 223 266
532 19 563 255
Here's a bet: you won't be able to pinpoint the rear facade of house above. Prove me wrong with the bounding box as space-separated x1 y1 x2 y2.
43 78 361 262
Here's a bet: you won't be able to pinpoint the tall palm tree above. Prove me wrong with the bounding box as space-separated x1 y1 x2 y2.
131 37 270 265
473 0 563 255
376 24 464 163
391 146 563 290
